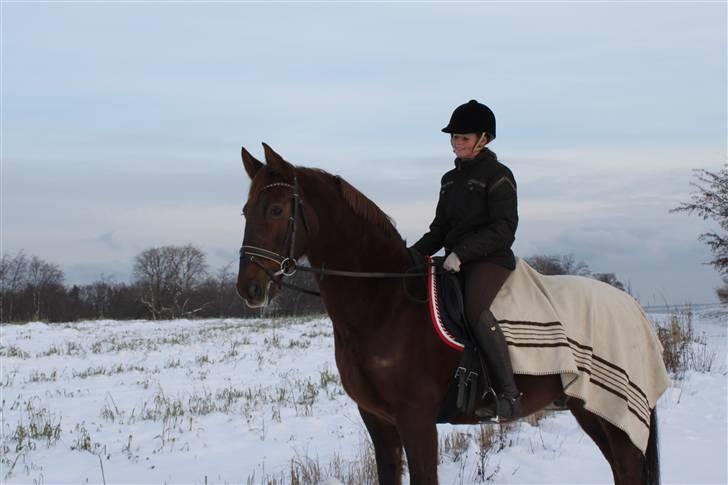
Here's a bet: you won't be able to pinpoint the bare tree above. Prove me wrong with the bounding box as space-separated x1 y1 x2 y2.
169 245 208 317
0 251 29 291
717 281 728 303
133 244 209 319
592 272 626 291
524 253 591 276
80 274 116 319
672 167 728 301
0 251 29 321
133 247 166 319
525 253 629 292
26 256 65 320
273 267 325 316
212 262 238 317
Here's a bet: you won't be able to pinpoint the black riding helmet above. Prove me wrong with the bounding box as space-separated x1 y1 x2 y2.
442 99 496 141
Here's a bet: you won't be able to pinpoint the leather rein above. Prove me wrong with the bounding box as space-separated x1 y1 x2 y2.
239 174 438 300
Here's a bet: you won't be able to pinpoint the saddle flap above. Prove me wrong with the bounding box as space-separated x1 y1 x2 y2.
429 256 469 344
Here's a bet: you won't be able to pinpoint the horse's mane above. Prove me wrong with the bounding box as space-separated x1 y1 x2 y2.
299 167 403 242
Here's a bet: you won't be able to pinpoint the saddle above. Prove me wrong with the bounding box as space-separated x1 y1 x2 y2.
424 256 496 422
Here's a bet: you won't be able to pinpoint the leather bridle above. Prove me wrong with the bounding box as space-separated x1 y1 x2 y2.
238 174 438 300
240 174 320 296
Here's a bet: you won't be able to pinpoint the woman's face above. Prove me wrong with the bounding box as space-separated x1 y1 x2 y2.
450 133 484 160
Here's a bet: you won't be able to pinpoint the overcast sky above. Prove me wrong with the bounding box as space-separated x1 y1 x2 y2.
2 2 726 306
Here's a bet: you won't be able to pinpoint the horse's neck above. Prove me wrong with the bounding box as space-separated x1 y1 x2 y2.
315 226 406 272
304 181 409 276
303 180 414 332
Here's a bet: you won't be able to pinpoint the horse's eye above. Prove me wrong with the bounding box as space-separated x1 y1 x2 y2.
271 206 283 217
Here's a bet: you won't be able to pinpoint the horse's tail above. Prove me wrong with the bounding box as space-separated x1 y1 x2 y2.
643 407 660 485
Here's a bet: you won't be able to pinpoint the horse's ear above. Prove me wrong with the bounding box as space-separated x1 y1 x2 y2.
241 147 263 180
262 142 295 180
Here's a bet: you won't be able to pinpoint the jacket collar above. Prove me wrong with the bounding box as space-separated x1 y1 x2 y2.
454 147 497 170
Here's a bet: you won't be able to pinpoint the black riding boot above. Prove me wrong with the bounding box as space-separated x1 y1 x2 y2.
472 310 522 420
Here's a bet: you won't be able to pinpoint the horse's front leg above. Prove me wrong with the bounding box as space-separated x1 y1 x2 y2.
396 408 439 485
359 407 403 485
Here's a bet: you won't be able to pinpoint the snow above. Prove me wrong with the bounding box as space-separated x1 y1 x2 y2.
1 311 725 484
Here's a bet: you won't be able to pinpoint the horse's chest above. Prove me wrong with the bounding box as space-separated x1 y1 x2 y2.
334 342 400 409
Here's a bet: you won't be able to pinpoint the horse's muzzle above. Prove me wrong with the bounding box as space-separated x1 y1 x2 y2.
237 277 274 308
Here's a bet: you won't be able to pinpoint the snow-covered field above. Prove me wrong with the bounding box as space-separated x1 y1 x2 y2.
1 310 725 484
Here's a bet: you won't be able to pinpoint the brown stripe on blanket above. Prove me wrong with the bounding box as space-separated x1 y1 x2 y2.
566 337 594 353
592 354 650 402
500 319 653 423
578 366 650 428
565 344 593 360
501 325 568 333
574 357 651 418
503 331 569 343
573 346 651 406
499 320 563 327
524 337 651 417
490 258 670 453
505 338 652 420
507 342 573 349
501 322 565 330
502 328 569 336
588 359 651 414
502 331 569 340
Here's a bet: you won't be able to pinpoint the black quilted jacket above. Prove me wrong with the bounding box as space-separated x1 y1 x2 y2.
412 148 518 270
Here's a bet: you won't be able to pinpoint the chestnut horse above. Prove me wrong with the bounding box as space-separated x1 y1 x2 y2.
236 144 660 485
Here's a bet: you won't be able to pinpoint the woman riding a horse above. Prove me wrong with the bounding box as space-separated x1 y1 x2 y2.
410 99 521 420
236 109 665 484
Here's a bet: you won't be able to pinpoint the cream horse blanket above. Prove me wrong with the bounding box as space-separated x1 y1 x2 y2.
491 258 670 454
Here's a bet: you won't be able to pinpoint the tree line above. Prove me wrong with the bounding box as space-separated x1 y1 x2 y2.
4 166 724 323
0 246 325 323
1 244 633 323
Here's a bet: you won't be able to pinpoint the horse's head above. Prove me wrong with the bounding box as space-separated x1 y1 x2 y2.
237 143 312 308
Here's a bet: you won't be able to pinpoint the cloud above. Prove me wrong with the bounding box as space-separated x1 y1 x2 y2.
2 2 725 303
93 232 120 251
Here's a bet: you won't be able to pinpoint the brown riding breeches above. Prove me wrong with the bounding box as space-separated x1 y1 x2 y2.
462 260 512 326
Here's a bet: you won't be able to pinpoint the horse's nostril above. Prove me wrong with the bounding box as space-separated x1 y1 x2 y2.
248 282 263 300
